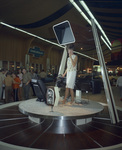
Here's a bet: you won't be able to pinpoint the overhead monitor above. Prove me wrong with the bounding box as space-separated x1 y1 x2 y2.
53 20 75 45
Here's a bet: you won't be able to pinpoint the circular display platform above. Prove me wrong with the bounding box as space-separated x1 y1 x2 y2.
19 98 104 120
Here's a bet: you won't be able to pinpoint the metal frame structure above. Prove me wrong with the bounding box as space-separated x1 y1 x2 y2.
91 19 119 124
54 19 120 124
58 46 67 75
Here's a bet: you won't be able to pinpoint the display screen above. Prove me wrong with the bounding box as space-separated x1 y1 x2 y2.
53 20 75 45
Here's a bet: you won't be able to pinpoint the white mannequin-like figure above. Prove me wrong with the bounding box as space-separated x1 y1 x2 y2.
62 44 78 104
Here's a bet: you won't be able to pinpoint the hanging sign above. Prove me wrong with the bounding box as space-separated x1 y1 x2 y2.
28 47 44 57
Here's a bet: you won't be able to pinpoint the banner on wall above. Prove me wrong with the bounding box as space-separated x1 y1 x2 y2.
111 39 122 61
28 47 44 58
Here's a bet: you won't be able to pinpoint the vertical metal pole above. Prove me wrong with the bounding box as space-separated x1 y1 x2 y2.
20 62 22 68
25 54 30 71
46 58 50 72
14 61 16 70
8 61 9 70
91 19 119 124
54 46 67 106
58 46 67 76
0 60 2 69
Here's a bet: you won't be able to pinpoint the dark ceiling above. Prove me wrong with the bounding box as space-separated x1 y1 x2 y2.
85 0 122 41
0 0 122 62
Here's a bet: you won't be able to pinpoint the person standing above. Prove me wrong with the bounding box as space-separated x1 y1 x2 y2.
4 72 14 103
116 73 122 101
12 72 21 101
29 69 38 96
0 69 5 100
30 69 38 79
40 69 47 82
62 44 78 104
18 69 23 100
22 68 31 100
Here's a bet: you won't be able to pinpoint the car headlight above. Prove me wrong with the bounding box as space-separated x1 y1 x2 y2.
46 88 54 105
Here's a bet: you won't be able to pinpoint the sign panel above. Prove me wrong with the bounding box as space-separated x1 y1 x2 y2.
53 20 75 45
28 47 44 57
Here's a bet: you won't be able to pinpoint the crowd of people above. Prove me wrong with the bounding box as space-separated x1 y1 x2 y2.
0 68 47 104
0 65 122 104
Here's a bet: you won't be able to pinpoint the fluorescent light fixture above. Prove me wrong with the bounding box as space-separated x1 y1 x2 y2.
80 1 111 46
101 36 112 50
70 0 111 47
0 22 64 48
0 21 97 61
69 0 91 25
74 51 98 61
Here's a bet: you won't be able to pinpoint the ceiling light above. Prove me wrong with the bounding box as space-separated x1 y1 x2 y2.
0 22 64 48
69 0 91 25
74 51 98 61
101 36 112 50
70 0 111 47
0 21 97 61
80 1 111 46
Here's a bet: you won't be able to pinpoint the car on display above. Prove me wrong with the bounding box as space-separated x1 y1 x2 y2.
108 75 118 86
56 74 102 94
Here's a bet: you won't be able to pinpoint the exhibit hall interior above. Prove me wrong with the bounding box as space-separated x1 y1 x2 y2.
0 0 122 150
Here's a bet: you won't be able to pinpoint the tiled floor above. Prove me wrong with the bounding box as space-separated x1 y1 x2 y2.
0 85 122 150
